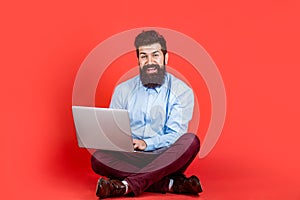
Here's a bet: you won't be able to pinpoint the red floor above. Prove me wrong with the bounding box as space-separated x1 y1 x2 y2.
16 149 298 200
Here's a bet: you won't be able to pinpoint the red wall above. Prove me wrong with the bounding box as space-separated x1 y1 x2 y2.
1 0 300 199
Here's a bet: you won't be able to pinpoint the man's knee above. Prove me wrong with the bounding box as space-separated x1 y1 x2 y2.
178 133 200 152
180 132 200 144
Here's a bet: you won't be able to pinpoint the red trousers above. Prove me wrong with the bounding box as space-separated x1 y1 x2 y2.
91 133 200 196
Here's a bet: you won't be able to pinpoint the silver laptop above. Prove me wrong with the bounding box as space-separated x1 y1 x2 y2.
72 106 135 152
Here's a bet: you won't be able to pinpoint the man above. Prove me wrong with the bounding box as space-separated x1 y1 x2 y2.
91 30 202 198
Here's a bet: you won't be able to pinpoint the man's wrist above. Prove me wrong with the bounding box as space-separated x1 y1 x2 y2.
142 140 147 149
143 138 154 151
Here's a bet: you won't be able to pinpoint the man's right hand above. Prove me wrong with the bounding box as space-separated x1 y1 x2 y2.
133 139 147 151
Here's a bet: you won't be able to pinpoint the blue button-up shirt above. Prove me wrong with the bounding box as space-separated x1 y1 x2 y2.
109 73 194 151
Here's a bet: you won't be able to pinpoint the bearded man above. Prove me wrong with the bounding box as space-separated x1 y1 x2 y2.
91 30 203 198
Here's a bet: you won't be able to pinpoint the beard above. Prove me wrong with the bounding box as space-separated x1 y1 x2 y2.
140 64 166 88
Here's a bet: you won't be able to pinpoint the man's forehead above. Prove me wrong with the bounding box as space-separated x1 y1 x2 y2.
138 43 162 53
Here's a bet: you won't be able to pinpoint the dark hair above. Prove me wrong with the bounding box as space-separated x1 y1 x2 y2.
134 30 167 58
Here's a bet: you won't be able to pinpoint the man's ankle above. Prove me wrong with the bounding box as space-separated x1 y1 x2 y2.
121 180 132 194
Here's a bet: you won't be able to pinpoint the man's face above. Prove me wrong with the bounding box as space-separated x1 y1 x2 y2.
138 43 168 88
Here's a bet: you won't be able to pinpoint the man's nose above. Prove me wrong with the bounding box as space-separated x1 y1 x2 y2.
147 55 154 64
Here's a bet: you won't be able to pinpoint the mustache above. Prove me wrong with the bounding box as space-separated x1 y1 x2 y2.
142 64 160 70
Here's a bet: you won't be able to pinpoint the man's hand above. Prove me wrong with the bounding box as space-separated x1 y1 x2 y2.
133 139 147 151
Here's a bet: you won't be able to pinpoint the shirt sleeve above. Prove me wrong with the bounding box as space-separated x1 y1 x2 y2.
109 84 126 109
143 86 194 151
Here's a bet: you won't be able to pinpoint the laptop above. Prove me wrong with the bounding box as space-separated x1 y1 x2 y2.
72 106 135 152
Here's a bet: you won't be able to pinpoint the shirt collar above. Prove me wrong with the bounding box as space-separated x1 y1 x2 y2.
145 85 161 93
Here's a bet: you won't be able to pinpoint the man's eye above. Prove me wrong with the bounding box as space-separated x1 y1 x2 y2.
140 55 147 59
153 54 159 57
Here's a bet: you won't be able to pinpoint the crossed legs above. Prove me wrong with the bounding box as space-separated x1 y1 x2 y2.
91 133 201 196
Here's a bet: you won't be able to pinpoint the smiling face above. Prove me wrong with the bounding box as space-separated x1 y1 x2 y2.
138 43 168 88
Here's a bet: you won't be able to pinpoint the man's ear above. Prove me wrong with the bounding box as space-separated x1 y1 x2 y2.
165 53 169 65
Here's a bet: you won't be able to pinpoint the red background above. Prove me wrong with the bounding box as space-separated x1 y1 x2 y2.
1 0 300 199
